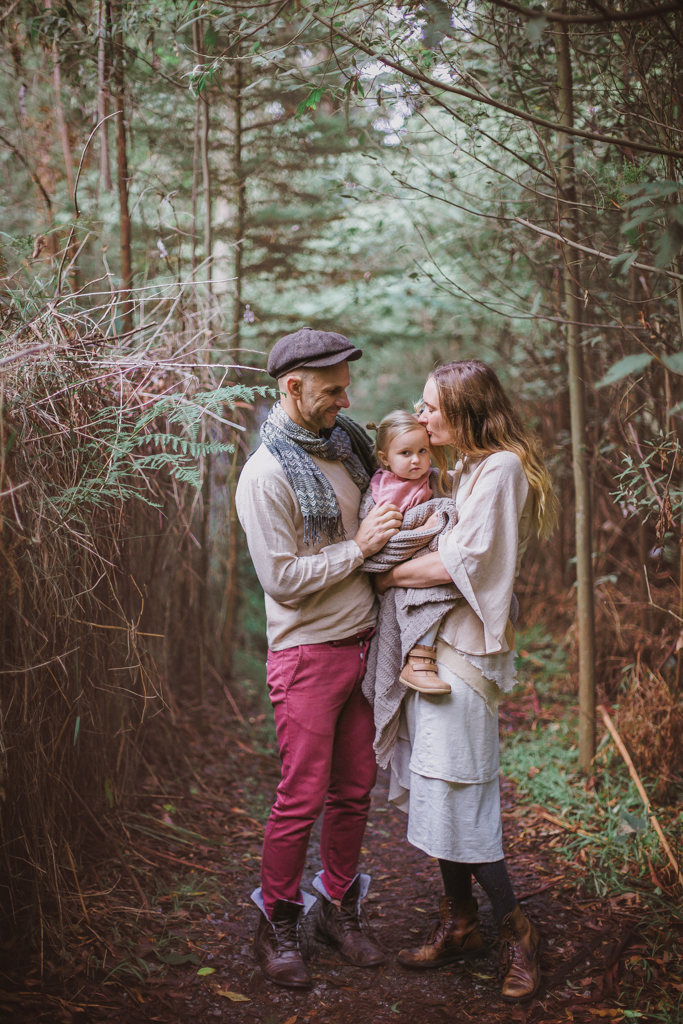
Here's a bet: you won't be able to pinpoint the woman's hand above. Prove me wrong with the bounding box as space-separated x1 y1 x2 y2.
373 569 396 595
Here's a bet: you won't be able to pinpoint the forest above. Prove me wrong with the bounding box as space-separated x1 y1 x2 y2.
1 0 683 1021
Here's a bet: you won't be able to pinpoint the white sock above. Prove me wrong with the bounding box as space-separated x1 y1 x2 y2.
417 620 440 648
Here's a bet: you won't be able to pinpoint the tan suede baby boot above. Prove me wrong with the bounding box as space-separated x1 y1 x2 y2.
399 645 451 695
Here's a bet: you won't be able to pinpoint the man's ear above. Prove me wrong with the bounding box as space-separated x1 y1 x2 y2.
285 374 304 399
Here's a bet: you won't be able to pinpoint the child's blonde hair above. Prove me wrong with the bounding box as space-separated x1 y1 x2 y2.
366 410 428 467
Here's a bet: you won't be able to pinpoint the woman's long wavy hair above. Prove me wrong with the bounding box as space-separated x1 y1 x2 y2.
428 360 557 539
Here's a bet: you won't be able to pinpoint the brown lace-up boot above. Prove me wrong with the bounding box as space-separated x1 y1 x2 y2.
397 897 486 969
254 899 312 989
315 876 386 967
499 904 542 1002
399 645 451 695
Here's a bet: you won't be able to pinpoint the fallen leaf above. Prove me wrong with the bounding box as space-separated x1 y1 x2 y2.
283 1017 298 1024
584 1011 624 1019
215 989 250 1002
197 967 215 977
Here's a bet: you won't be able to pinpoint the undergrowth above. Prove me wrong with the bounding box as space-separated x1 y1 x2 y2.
503 628 683 906
0 275 265 954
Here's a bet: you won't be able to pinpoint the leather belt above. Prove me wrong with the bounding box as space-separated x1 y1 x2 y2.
328 627 376 647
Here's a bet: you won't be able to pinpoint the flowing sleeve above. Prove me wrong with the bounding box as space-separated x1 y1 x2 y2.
437 453 529 653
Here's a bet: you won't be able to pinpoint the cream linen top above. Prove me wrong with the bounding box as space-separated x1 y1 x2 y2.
235 444 377 651
438 451 533 656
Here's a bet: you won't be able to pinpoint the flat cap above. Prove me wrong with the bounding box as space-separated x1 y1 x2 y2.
267 327 363 379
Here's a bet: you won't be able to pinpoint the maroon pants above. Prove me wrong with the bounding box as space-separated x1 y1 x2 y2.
260 633 377 917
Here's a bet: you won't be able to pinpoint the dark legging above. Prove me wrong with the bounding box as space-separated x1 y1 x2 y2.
439 858 517 925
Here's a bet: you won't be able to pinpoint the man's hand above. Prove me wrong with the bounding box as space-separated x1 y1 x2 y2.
354 503 403 557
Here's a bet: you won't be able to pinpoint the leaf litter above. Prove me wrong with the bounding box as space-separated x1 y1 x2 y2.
1 660 682 1023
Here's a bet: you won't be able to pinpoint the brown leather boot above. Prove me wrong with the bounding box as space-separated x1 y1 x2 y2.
397 897 486 968
499 904 542 1002
315 876 386 967
399 645 451 695
254 899 312 989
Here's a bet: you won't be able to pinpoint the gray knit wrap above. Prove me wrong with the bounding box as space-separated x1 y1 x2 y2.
260 402 378 546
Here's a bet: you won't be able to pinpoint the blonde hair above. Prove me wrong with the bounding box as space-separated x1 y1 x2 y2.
367 410 428 468
429 361 558 539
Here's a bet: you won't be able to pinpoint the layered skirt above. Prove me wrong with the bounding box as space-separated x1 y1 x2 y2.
388 650 516 863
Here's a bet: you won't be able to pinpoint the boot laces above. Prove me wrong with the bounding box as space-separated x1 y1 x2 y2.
272 915 301 952
500 933 526 974
337 899 363 932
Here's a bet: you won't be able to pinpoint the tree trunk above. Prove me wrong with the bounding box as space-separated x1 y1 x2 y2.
222 54 247 679
232 53 245 347
97 0 113 193
197 448 211 705
191 19 200 276
222 448 240 680
47 0 74 201
113 0 133 335
555 6 596 772
199 25 212 294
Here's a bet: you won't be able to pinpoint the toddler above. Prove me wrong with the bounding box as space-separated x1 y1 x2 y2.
367 410 451 696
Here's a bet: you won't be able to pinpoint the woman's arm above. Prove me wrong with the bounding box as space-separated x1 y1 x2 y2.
374 551 452 594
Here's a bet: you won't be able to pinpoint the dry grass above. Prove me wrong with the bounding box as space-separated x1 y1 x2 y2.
0 278 255 956
615 666 683 802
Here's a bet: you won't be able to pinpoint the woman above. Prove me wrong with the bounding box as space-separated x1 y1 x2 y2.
375 360 556 1003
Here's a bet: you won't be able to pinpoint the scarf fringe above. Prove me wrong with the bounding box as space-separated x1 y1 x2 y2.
303 512 345 548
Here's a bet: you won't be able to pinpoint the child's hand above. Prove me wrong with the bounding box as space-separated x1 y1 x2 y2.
405 511 439 533
421 511 440 532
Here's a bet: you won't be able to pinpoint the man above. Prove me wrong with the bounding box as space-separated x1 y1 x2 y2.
235 327 402 989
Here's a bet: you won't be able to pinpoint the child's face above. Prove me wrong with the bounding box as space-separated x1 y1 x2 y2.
380 427 431 480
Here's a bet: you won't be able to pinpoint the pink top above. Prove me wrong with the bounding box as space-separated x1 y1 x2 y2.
370 468 433 513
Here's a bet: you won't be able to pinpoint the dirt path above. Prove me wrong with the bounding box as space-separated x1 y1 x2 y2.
1 690 667 1023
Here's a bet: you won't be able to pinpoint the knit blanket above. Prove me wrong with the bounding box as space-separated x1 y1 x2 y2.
359 490 461 767
260 402 378 546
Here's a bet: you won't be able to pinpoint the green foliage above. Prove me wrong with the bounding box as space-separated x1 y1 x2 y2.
612 431 682 525
50 393 239 516
621 181 683 269
595 353 653 388
513 625 569 695
501 719 677 900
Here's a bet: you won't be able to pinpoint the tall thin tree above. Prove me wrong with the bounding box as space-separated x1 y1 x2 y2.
97 0 112 194
46 0 74 201
223 49 246 679
555 4 596 771
112 0 133 334
198 23 212 293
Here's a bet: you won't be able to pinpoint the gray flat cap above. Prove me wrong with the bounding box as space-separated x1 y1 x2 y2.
267 327 363 379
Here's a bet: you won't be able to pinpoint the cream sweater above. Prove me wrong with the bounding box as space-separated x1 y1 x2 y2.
235 444 377 651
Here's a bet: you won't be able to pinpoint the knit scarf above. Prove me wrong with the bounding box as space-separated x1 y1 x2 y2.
260 402 378 546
